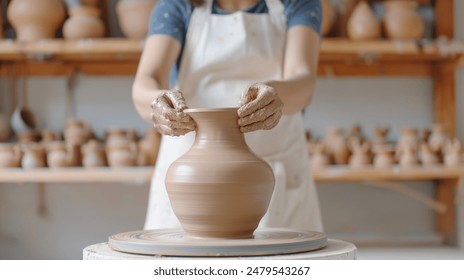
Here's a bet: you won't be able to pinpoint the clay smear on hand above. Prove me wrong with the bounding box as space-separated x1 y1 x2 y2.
151 89 195 136
238 83 283 133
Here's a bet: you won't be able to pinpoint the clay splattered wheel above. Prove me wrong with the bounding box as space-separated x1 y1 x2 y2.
108 228 327 257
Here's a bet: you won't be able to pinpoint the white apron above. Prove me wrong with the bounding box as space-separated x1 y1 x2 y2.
144 0 323 232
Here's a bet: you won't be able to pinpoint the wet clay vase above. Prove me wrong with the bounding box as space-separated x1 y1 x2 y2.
116 0 157 39
0 143 22 168
7 0 66 42
166 108 275 239
383 0 424 40
137 128 161 166
63 6 105 40
21 143 47 168
81 139 107 167
322 0 334 36
347 1 380 41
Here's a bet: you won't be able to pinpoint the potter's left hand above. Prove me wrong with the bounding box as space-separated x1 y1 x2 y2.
238 83 283 133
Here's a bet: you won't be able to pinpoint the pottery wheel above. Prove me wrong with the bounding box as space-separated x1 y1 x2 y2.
108 228 327 257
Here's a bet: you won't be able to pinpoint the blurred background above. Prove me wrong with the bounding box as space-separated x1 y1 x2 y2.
0 0 463 259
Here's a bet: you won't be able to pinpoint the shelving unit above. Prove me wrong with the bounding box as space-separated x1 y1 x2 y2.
0 0 461 245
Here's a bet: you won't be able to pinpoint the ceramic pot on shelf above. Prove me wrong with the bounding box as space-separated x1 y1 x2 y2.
383 0 424 40
428 123 448 154
322 0 335 36
81 139 107 167
63 6 105 40
46 141 76 168
325 127 350 165
444 138 462 167
21 143 46 168
64 119 92 146
0 143 22 168
347 1 381 41
166 108 275 239
106 139 137 167
7 0 65 42
116 0 157 40
307 141 329 170
373 144 395 169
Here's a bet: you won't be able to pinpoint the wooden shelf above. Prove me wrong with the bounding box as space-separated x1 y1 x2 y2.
0 38 459 76
0 165 463 184
313 165 464 183
0 167 153 184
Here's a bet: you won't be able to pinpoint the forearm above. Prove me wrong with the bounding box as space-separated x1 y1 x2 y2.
265 73 316 115
132 76 166 123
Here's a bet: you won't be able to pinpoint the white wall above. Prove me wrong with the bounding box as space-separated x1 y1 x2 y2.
1 1 463 259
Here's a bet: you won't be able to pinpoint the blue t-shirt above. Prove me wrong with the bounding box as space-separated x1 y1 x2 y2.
148 0 322 85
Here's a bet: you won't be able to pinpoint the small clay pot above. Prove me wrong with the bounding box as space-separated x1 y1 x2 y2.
47 141 71 168
325 128 350 165
7 0 66 42
373 144 395 169
308 141 329 170
347 1 381 41
348 139 371 169
444 138 462 167
17 131 38 144
116 0 157 39
40 129 62 143
383 0 424 40
418 142 439 166
428 123 448 154
0 143 22 168
398 146 417 169
21 143 46 168
64 119 92 146
81 139 107 167
106 139 137 167
63 6 105 40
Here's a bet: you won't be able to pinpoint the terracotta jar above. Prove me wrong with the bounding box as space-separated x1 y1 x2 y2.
106 128 129 146
398 145 417 169
0 143 22 168
137 128 161 166
307 141 329 170
46 141 75 168
64 119 92 146
40 129 62 144
348 139 371 169
322 0 334 36
166 108 275 239
116 0 157 39
396 127 418 158
81 139 107 167
347 1 380 41
428 123 448 154
106 139 137 167
444 138 462 167
383 0 424 40
7 0 65 42
63 6 105 40
325 128 349 165
418 142 439 166
21 143 46 168
373 144 395 169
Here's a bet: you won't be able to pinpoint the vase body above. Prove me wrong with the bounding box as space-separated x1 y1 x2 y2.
116 0 157 39
7 0 65 42
82 139 108 167
347 1 380 41
166 108 275 239
325 128 349 165
21 143 46 168
383 0 424 40
63 6 105 40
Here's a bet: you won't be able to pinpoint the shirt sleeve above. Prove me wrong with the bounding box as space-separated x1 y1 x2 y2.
284 0 322 35
148 0 193 45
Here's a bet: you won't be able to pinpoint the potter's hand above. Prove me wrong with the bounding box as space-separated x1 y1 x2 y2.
151 89 195 136
237 83 283 133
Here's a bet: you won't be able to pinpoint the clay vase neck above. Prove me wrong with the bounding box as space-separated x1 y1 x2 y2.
166 108 275 239
7 0 65 42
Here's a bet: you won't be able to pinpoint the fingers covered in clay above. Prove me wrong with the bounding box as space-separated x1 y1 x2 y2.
238 83 283 133
151 89 195 136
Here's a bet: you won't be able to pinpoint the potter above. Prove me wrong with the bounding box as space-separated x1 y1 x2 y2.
133 0 324 236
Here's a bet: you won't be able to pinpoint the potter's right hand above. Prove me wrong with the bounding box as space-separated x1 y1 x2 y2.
151 89 195 136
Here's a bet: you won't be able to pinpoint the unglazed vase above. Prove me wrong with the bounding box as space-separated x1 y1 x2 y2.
81 139 108 167
7 0 65 42
428 123 448 154
63 6 105 40
325 128 349 165
116 0 157 39
21 143 46 168
166 108 275 239
64 119 92 146
347 1 380 41
383 0 424 40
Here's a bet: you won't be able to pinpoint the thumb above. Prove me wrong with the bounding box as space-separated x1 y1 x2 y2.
166 89 188 111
